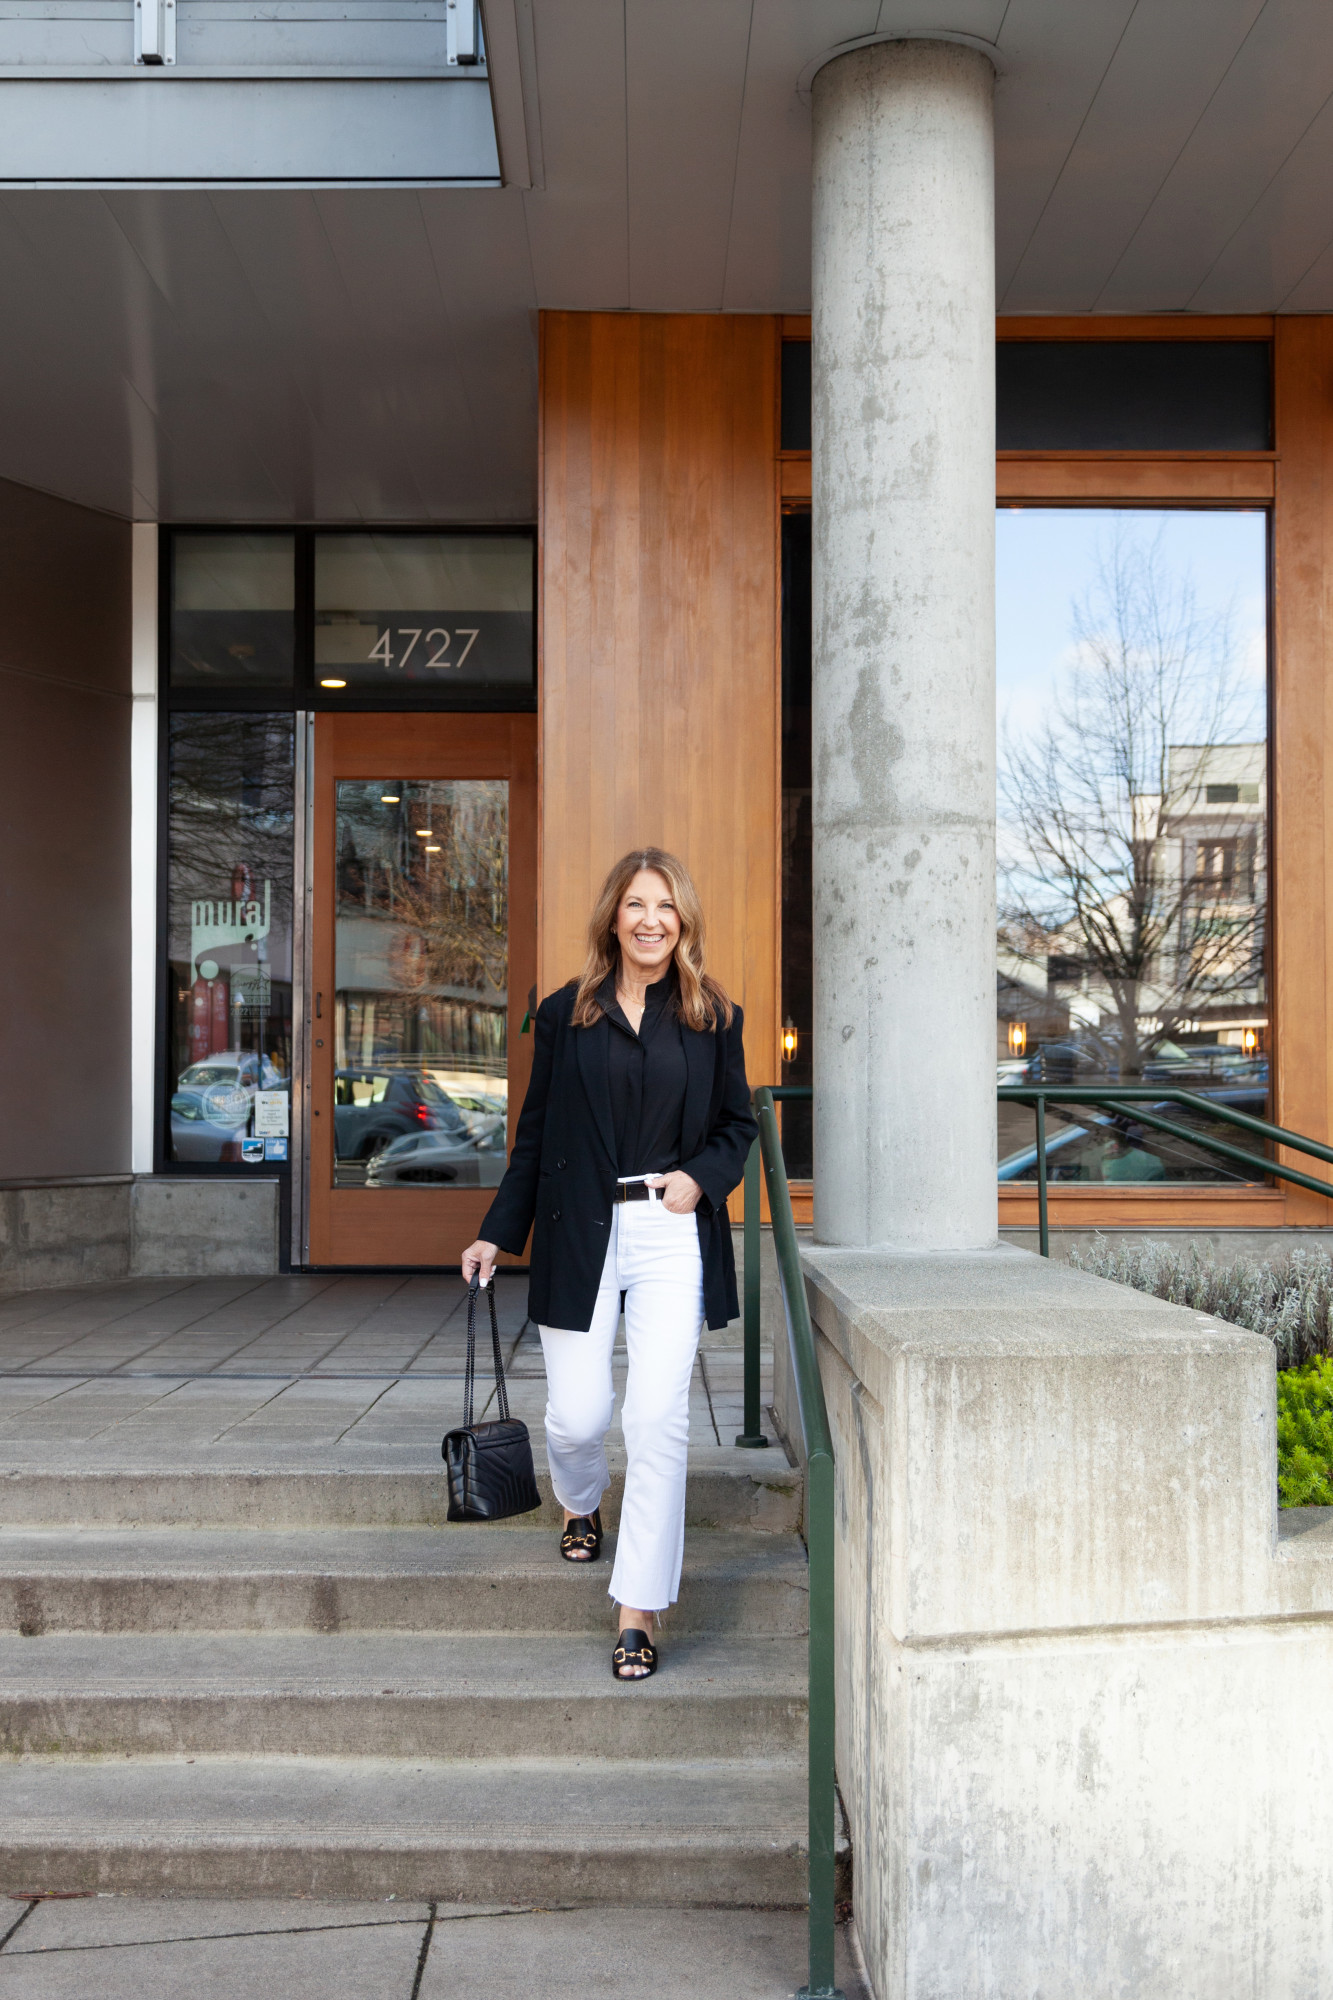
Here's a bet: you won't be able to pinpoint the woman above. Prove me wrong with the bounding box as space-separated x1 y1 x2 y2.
461 848 757 1682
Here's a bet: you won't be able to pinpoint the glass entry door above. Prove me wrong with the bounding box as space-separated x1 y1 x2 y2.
305 712 536 1268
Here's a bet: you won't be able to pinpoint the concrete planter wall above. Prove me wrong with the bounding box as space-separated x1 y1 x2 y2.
0 1179 280 1291
792 1244 1333 2000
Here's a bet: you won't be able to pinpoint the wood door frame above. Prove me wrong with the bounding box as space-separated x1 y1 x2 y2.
305 710 537 1269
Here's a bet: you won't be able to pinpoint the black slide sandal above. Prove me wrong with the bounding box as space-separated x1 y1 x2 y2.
612 1628 658 1680
560 1508 603 1562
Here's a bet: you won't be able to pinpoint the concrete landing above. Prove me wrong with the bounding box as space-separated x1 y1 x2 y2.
0 1273 789 1508
0 1898 871 1999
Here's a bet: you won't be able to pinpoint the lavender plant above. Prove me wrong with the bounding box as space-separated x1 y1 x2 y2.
1068 1237 1333 1370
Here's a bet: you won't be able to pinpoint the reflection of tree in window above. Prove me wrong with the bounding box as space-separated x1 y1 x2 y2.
998 519 1266 1081
333 780 508 1080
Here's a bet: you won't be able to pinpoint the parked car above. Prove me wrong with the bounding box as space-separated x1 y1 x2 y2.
334 1068 467 1163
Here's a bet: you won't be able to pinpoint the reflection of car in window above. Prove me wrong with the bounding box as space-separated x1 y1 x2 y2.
333 1069 469 1162
998 1086 1270 1185
364 1124 507 1189
170 1049 290 1161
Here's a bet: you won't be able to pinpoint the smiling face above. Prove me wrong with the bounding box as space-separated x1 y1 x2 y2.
614 868 681 983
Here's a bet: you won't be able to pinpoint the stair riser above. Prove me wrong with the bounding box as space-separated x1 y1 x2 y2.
0 1574 809 1638
0 1692 809 1760
0 1837 834 1908
0 1471 802 1534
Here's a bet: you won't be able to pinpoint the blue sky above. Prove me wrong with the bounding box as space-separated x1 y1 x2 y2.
996 508 1268 753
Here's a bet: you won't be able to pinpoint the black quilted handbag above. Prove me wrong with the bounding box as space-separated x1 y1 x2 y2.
441 1277 541 1522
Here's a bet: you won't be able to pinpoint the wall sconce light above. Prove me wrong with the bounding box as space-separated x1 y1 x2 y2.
1008 1021 1028 1057
1242 1026 1259 1055
782 1018 798 1062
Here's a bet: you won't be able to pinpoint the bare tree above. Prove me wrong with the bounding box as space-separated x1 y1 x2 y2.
999 520 1265 1079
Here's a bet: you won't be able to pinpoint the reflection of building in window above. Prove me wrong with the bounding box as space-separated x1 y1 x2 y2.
1162 742 1266 1012
1194 840 1241 898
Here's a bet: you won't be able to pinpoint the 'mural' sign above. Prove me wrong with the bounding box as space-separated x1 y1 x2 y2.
191 881 271 981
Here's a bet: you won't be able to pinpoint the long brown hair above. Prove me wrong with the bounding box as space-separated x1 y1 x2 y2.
570 848 734 1032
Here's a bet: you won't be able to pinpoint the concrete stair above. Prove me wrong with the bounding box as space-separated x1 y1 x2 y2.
0 1632 808 1759
0 1755 816 1904
0 1459 837 1905
0 1526 809 1636
0 1456 803 1530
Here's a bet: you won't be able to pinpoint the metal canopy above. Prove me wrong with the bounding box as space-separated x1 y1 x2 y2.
0 1 498 186
0 0 1328 522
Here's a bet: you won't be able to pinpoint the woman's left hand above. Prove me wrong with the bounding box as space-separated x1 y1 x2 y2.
647 1170 703 1214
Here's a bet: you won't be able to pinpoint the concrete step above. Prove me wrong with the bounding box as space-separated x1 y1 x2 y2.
0 1457 802 1531
0 1631 808 1760
0 1526 809 1637
0 1754 841 1906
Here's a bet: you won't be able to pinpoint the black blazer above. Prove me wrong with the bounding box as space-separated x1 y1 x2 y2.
480 982 758 1332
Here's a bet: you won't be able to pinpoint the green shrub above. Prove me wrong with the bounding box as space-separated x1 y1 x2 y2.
1068 1236 1333 1506
1276 1359 1333 1508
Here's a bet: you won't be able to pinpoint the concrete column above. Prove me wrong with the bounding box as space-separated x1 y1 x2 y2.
811 38 996 1250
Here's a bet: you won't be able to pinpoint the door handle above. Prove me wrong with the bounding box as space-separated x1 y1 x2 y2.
315 992 322 1019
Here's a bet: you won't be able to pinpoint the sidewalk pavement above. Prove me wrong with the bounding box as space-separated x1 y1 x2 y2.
0 1897 870 1998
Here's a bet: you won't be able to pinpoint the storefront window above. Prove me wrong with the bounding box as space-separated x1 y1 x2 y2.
169 534 295 689
165 714 294 1165
314 534 533 693
332 778 508 1188
996 508 1269 1184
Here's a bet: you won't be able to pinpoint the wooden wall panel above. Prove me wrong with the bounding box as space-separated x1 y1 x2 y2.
539 313 780 1085
1272 320 1333 1221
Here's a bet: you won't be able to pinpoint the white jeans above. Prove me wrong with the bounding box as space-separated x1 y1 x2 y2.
538 1198 705 1613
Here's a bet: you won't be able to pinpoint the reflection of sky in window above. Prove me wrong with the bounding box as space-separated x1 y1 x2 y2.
996 508 1268 755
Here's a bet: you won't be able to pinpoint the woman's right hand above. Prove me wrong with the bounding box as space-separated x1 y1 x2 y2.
461 1238 499 1287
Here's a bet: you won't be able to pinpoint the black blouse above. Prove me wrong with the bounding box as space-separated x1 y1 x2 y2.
598 970 688 1176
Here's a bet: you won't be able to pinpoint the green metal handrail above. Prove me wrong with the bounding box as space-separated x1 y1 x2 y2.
999 1083 1333 1256
742 1083 842 2000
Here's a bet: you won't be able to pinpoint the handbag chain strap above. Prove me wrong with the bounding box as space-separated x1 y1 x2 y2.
464 1277 511 1427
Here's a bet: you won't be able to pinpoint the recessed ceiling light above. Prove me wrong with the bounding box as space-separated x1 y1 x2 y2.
320 678 346 689
415 829 433 837
380 794 400 803
425 844 441 853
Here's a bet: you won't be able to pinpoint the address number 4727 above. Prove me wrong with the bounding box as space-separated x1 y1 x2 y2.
369 627 479 672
